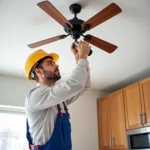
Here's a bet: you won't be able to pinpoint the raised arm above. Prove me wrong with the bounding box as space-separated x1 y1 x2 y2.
26 41 91 110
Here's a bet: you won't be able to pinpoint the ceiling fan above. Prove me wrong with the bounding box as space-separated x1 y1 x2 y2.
28 1 122 54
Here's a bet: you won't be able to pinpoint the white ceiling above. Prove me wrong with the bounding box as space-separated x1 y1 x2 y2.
0 0 150 91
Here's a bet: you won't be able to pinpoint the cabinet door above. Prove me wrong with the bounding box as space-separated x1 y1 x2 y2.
140 77 150 126
98 96 111 150
110 90 127 149
123 83 143 130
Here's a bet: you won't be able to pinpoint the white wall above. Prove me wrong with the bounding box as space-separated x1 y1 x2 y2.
0 75 36 106
0 74 107 150
69 90 104 150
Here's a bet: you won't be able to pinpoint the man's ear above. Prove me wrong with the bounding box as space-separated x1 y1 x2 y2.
34 68 42 76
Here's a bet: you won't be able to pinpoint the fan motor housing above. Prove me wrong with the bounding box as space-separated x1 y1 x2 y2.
64 3 87 40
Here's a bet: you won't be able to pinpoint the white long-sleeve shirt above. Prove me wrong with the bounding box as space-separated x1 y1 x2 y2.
25 59 91 145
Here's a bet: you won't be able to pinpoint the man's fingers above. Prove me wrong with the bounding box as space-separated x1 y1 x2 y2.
82 41 89 47
71 43 74 48
77 40 90 51
78 40 82 47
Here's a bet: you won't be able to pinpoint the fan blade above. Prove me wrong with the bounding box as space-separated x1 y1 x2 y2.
37 1 72 27
84 34 117 53
81 3 122 30
28 35 67 48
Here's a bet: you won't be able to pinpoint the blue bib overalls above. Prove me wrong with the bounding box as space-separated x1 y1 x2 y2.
26 102 72 150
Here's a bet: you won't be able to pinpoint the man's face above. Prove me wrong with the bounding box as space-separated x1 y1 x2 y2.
40 57 61 81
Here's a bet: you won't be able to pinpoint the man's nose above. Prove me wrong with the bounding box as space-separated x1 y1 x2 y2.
55 64 59 68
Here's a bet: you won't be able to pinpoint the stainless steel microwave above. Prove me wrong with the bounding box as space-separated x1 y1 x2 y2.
126 127 150 150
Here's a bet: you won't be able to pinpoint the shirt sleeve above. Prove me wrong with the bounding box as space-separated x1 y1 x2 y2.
27 59 90 111
66 68 91 105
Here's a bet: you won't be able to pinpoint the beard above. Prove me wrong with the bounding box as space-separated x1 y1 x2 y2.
43 68 61 81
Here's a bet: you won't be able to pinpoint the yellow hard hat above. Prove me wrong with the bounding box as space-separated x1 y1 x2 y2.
25 49 59 80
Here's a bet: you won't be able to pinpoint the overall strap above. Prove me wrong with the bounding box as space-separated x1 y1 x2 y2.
57 104 63 118
57 102 71 119
26 119 32 149
30 145 40 150
63 102 71 119
26 120 41 150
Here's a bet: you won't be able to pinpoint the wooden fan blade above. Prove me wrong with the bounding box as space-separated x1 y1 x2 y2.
84 34 117 53
81 3 122 31
37 1 72 27
28 35 67 48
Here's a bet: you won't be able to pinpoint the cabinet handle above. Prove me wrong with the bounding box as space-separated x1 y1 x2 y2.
143 113 146 124
140 114 143 125
109 137 112 148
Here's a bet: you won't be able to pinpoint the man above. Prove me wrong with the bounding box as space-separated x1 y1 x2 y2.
25 40 91 150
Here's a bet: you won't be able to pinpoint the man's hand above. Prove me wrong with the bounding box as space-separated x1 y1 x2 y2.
71 41 91 63
78 41 91 59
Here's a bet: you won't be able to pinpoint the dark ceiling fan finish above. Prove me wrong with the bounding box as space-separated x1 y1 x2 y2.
28 1 122 54
69 3 82 15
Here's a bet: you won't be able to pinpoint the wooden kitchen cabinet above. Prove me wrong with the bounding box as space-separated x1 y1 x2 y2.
97 90 127 150
97 76 150 150
140 77 150 126
123 83 143 130
123 77 150 130
98 96 111 150
110 90 127 149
